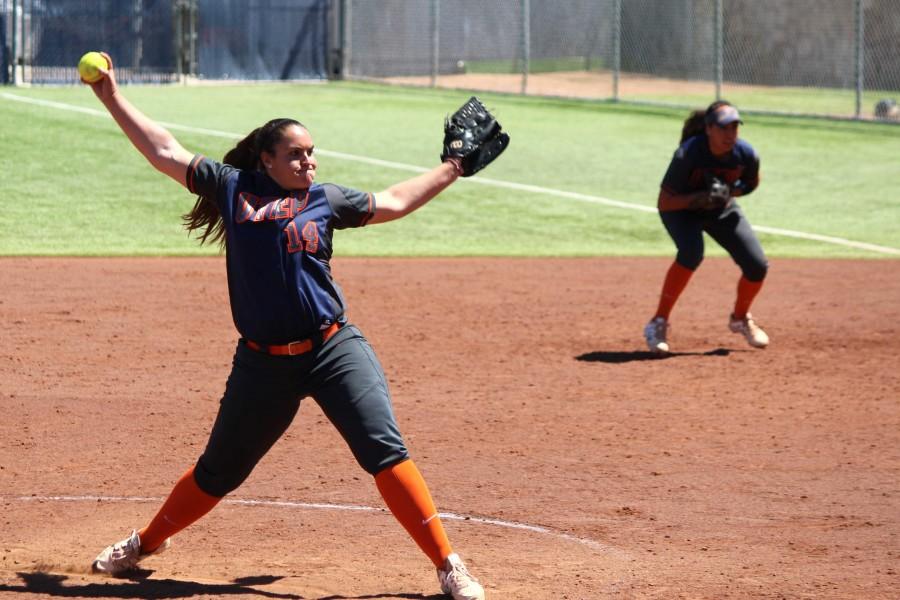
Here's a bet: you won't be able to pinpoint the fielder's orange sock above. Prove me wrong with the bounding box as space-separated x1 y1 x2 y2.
138 465 221 553
733 276 764 319
375 459 452 568
654 261 695 320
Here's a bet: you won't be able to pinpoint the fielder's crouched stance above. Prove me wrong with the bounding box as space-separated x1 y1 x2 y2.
643 101 770 354
83 52 507 600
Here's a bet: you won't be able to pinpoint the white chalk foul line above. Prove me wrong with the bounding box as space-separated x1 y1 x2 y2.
8 494 619 555
5 91 897 256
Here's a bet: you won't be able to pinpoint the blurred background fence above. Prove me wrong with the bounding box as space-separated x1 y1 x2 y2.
3 0 899 120
0 0 329 84
342 0 900 120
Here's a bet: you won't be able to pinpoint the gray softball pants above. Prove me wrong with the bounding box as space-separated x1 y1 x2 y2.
194 324 409 497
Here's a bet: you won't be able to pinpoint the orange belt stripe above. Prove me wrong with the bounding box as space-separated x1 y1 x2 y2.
246 321 341 356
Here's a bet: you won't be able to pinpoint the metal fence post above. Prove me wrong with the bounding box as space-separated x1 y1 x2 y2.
344 0 352 79
189 0 197 79
133 0 144 73
18 0 25 84
854 0 863 118
331 0 345 79
715 0 723 100
612 0 620 101
175 0 198 82
520 0 530 95
430 0 439 87
10 0 17 85
174 1 182 81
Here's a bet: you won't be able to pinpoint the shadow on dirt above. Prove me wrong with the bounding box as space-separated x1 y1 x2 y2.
2 571 441 599
576 347 734 363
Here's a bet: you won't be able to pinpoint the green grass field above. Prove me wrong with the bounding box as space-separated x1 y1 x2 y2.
1 81 898 258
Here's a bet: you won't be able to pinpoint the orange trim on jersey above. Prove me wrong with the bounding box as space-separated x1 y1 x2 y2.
285 221 303 253
293 189 310 214
301 220 320 253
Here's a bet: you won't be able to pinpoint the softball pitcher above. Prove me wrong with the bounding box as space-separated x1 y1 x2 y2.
83 53 505 600
644 100 769 354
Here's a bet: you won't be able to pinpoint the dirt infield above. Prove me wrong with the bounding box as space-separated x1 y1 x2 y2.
382 71 893 121
385 70 732 100
1 256 898 599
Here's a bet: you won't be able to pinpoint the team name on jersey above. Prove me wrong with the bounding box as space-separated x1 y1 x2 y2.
235 192 309 224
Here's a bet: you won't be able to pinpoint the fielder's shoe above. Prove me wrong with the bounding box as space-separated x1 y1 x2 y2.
729 313 769 348
437 553 485 600
91 529 170 575
643 316 670 354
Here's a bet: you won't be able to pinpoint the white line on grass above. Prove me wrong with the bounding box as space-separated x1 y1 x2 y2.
7 494 620 555
4 91 898 256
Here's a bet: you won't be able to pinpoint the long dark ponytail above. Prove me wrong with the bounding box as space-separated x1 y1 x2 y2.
182 117 305 247
679 100 734 143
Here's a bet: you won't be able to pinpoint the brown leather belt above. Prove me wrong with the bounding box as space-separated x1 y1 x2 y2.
246 322 342 356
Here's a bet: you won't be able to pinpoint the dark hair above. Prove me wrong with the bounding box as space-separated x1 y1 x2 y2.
182 118 305 247
679 100 734 143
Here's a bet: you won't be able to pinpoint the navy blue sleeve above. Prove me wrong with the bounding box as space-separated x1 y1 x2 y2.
185 154 236 209
734 142 761 196
322 183 375 229
660 144 694 195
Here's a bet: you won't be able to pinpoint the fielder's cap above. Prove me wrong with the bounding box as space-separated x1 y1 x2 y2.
705 104 743 127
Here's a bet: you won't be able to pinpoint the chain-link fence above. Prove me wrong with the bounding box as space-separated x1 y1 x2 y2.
4 0 899 121
1 0 329 84
342 0 900 121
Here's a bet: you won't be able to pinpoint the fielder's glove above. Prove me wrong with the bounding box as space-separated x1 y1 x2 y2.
441 96 510 177
707 177 732 209
689 177 732 211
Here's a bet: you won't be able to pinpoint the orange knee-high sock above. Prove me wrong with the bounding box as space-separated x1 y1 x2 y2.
138 465 221 553
375 459 452 568
733 276 764 319
654 261 695 320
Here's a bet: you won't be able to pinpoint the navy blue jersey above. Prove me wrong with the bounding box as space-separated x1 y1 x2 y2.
186 155 374 344
661 135 760 196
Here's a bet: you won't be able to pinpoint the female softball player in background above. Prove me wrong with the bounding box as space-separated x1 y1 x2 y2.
644 100 769 354
84 53 485 600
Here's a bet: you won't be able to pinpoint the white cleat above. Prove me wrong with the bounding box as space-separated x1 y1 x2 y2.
91 530 170 575
729 313 769 348
437 553 485 600
643 317 670 354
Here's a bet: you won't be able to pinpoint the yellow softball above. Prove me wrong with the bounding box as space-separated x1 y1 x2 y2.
77 52 108 84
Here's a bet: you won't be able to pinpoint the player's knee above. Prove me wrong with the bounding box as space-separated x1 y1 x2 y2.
359 448 410 476
742 259 768 282
676 253 703 271
194 456 251 497
371 455 414 479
